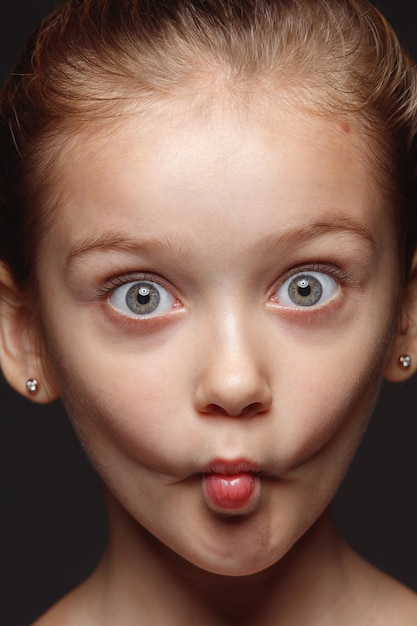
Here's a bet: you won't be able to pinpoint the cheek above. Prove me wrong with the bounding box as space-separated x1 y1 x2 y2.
269 306 396 470
44 326 191 471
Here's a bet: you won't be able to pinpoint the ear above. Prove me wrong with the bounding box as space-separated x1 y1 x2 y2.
384 252 417 383
0 262 60 403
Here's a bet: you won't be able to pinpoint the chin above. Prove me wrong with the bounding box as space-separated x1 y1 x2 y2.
182 543 283 578
200 560 276 577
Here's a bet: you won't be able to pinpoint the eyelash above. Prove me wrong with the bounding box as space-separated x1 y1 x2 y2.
96 272 159 297
95 262 348 320
278 262 348 285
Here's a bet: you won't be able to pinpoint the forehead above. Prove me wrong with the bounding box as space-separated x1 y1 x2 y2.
40 93 386 261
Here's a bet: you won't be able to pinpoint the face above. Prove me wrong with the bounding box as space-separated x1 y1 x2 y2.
35 95 399 576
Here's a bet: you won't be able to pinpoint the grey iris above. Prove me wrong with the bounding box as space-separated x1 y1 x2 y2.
126 282 160 315
288 274 322 306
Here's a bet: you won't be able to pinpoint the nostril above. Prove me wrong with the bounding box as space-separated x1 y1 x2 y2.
240 401 269 417
201 401 269 418
193 363 273 418
202 403 230 416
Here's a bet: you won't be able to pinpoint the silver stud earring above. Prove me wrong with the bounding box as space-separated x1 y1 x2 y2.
26 378 39 394
399 355 412 370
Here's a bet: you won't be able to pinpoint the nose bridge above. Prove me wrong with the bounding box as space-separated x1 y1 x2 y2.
194 303 272 417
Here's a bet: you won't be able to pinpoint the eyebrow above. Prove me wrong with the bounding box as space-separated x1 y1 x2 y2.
65 233 193 268
65 214 376 267
260 215 376 251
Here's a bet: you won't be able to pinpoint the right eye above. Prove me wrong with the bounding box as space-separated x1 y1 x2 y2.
109 280 177 318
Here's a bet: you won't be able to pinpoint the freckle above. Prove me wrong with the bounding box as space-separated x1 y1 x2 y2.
340 121 351 134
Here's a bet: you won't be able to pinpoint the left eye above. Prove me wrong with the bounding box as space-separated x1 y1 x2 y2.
276 271 338 308
109 280 176 318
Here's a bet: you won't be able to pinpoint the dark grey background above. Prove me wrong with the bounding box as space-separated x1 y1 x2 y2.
1 2 417 625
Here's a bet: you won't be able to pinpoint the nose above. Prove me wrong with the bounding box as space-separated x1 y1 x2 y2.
193 314 272 418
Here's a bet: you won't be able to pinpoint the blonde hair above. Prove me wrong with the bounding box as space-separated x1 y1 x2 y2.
1 0 417 284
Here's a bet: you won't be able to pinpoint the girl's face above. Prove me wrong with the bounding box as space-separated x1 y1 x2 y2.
35 96 400 576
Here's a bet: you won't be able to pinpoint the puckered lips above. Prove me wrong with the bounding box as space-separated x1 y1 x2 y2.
202 459 262 514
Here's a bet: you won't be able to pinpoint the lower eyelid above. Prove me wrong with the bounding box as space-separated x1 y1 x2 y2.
102 303 185 335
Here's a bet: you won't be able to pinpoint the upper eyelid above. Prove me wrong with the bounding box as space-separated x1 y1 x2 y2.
278 263 347 283
97 272 171 297
96 264 346 303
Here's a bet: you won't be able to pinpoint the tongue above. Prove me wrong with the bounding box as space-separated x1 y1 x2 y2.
203 473 257 511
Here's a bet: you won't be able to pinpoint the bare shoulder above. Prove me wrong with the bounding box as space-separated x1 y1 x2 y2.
31 577 98 626
31 588 84 626
342 544 417 625
375 575 417 625
31 596 75 626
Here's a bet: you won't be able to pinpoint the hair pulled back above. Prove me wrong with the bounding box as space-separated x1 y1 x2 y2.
1 0 417 286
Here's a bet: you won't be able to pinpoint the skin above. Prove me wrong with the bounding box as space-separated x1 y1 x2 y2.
1 94 417 624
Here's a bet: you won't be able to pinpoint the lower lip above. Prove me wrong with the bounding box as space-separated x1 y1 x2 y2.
203 472 260 513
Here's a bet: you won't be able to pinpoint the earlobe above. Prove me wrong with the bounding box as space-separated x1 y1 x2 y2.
0 262 60 403
384 252 417 383
384 351 416 382
384 325 417 382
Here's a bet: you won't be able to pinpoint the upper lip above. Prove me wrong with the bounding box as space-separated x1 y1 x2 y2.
203 458 261 475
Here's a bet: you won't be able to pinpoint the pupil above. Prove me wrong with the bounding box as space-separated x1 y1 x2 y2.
297 279 311 297
137 287 151 305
